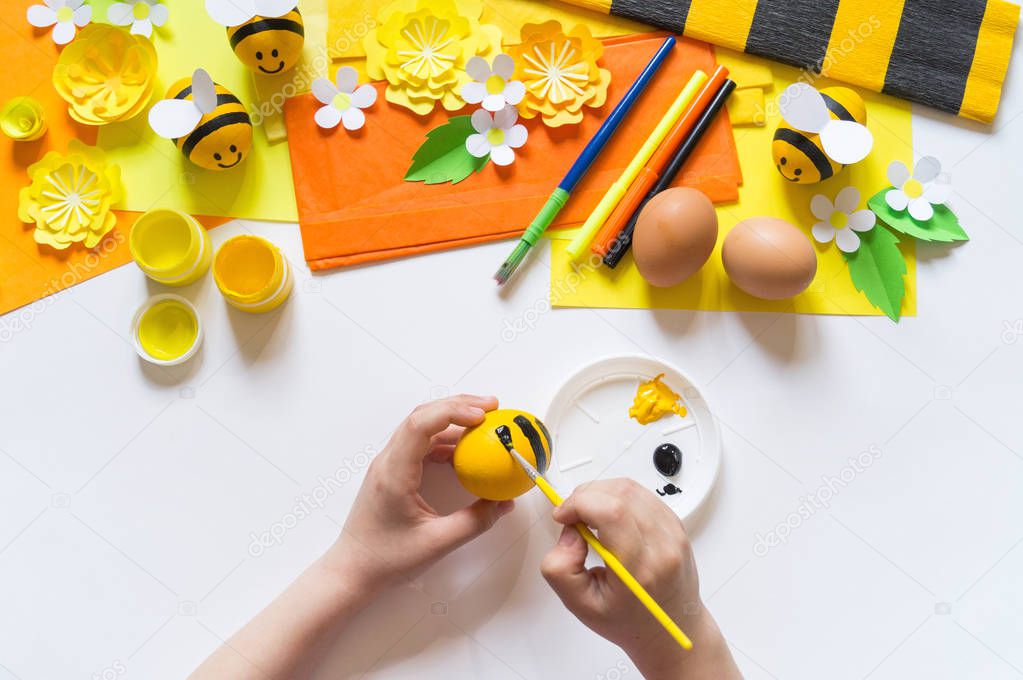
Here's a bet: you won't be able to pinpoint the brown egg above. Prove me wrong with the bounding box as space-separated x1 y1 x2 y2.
722 217 817 300
633 188 718 288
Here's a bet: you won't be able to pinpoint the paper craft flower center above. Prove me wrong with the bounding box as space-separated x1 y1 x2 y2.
829 212 849 230
486 127 506 146
398 17 456 78
331 92 352 111
133 2 150 20
57 6 74 22
903 178 924 199
485 74 506 95
522 40 588 104
42 164 101 229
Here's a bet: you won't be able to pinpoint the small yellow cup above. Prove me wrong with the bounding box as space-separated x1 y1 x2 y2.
213 235 293 313
129 209 212 286
1 96 47 142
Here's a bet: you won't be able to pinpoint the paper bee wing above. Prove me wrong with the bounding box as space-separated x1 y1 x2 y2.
148 99 203 139
779 82 830 134
205 0 257 26
191 69 218 115
254 0 298 17
821 120 874 165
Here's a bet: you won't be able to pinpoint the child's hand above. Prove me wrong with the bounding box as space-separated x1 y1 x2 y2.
328 395 514 595
541 479 740 680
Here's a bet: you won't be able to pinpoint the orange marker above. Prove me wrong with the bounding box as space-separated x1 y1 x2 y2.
592 65 729 257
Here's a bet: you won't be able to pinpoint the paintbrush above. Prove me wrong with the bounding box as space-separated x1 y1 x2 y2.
496 426 694 651
493 35 676 286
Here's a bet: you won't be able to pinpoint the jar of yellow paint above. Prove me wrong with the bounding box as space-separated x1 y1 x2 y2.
213 235 293 313
129 209 212 286
1 96 47 142
131 294 203 366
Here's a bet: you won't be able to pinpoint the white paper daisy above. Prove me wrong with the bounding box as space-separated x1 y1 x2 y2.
885 156 951 222
27 0 92 46
311 67 377 131
107 0 168 38
461 54 526 113
465 107 527 166
811 186 876 253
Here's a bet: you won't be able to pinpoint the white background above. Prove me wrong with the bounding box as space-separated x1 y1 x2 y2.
3 36 1023 680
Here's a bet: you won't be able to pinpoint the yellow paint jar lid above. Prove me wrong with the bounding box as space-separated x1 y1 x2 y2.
1 96 47 141
131 294 203 366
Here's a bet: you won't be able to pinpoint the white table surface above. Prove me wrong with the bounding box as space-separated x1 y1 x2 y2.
3 38 1023 680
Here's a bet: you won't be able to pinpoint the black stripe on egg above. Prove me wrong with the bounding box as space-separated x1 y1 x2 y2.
773 127 834 180
513 416 548 475
229 17 305 50
181 112 251 158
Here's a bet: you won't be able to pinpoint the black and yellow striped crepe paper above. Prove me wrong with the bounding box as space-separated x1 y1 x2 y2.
564 0 1019 123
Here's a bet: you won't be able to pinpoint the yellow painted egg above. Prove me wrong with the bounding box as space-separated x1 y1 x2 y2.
227 9 305 75
165 77 252 171
453 409 553 501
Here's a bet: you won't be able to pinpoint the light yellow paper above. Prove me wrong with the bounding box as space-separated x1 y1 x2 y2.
94 0 298 222
550 50 916 318
327 0 647 60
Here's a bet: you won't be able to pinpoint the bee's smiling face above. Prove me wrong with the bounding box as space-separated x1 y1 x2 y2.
192 129 252 172
235 29 304 75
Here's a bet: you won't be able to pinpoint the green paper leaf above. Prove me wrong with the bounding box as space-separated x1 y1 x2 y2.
842 226 907 322
868 189 969 243
404 115 489 185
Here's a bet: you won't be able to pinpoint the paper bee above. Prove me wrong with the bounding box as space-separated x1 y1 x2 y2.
773 83 873 184
148 69 253 171
205 0 305 75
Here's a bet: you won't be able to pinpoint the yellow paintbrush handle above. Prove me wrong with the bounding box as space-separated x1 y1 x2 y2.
564 70 709 260
532 476 694 651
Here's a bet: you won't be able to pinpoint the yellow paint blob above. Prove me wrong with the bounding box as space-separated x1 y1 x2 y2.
215 236 276 296
629 374 687 425
133 214 191 270
137 299 198 362
453 409 554 501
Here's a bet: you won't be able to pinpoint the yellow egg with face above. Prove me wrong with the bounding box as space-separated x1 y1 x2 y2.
772 86 867 184
165 77 252 171
227 9 305 75
453 409 553 501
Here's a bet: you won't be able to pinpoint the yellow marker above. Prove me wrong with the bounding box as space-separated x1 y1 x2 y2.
503 443 694 651
565 70 709 260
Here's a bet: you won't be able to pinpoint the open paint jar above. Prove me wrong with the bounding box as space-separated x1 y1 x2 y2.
129 209 212 286
213 235 293 313
1 96 47 141
131 294 203 366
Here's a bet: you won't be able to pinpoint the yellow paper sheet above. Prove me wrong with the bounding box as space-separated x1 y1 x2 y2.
327 0 648 60
94 0 298 222
550 50 916 318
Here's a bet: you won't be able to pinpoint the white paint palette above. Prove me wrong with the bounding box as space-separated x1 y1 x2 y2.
544 355 721 522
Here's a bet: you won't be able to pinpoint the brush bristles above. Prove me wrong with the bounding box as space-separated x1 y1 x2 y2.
494 241 530 285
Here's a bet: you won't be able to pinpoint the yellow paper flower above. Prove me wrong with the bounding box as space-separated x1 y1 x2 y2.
508 21 611 127
18 140 123 250
52 24 159 126
364 0 502 115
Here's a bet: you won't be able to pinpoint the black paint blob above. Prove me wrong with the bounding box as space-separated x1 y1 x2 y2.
657 483 683 497
653 443 682 477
